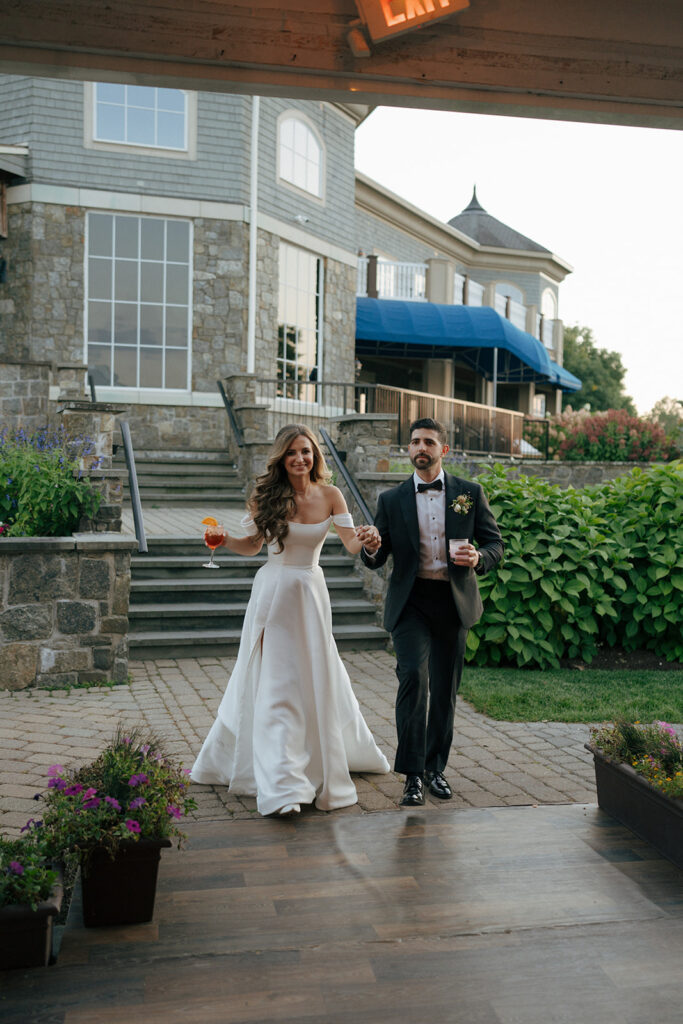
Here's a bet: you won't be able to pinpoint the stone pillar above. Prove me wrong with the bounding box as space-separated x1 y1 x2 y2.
517 382 536 416
54 362 88 400
57 401 126 532
424 359 454 398
482 283 497 308
0 534 136 690
425 257 455 305
553 320 564 364
526 304 539 337
223 373 272 486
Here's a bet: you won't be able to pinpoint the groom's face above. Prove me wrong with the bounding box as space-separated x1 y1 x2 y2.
408 428 448 475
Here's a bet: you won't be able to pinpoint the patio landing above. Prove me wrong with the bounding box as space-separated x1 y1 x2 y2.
2 802 683 1023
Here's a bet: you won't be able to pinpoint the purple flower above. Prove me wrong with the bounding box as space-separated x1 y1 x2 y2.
64 784 84 796
83 797 101 809
657 721 677 738
8 861 24 875
183 768 192 776
140 744 150 755
47 764 64 778
82 787 98 800
129 796 146 810
104 796 121 811
128 773 149 787
125 819 141 834
166 805 182 820
48 777 67 790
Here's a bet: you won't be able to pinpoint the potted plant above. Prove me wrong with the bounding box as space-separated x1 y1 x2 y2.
0 828 63 969
586 720 683 871
38 726 196 927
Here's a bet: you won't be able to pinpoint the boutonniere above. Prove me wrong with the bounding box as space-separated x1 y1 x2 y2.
450 493 473 515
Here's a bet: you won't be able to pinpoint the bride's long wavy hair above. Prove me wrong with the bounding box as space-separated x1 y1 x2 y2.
248 424 331 552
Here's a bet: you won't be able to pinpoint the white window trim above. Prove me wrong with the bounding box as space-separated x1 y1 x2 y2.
541 286 558 319
277 242 325 392
84 210 193 394
83 83 197 161
276 110 326 204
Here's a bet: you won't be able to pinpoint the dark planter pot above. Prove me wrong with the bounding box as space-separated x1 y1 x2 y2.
81 838 172 928
0 874 64 970
588 745 683 871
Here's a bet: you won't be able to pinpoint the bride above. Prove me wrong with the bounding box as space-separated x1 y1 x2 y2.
191 423 390 816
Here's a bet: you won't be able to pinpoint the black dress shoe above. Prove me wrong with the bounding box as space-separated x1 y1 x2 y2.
425 770 452 800
400 774 425 807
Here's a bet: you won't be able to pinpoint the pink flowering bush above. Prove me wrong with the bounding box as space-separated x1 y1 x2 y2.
556 408 677 462
589 720 683 799
37 726 196 871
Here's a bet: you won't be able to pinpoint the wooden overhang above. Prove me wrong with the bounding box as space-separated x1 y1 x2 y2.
0 0 681 129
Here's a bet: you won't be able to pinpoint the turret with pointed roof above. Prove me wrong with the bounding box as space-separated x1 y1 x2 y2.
448 187 550 253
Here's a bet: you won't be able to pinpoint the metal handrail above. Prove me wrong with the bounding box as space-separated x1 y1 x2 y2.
217 379 244 448
319 426 374 525
87 373 97 402
119 420 147 553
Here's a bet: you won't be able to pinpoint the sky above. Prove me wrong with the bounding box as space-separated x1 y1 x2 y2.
355 107 683 415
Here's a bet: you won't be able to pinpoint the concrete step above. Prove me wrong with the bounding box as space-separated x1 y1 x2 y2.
128 622 388 659
132 488 246 503
130 574 365 603
128 597 378 632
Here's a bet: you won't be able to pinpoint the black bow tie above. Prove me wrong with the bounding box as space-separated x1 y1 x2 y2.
417 479 443 492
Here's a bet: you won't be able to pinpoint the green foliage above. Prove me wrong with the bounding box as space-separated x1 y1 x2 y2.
0 830 59 911
0 425 102 537
38 726 196 871
562 324 635 413
466 461 683 668
460 668 683 723
589 720 683 800
588 463 683 661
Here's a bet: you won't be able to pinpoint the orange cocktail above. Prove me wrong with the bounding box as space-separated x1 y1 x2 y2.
202 516 226 569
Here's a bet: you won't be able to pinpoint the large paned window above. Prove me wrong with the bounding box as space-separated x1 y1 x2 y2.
86 213 191 390
94 84 187 150
278 115 323 198
277 243 323 398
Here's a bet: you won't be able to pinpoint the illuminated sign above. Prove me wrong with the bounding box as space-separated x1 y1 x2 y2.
354 0 470 43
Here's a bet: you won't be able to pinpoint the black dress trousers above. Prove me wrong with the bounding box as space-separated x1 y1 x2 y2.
390 577 468 776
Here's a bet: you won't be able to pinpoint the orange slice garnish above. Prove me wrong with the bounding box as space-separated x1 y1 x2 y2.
201 516 218 526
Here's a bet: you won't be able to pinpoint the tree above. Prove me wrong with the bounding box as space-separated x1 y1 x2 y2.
648 396 683 452
561 325 636 414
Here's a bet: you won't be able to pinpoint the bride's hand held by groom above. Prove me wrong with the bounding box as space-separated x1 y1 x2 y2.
356 524 381 554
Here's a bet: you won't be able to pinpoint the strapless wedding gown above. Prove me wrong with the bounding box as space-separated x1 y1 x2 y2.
191 513 390 815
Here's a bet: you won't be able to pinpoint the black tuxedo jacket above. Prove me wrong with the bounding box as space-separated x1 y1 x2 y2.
361 473 503 633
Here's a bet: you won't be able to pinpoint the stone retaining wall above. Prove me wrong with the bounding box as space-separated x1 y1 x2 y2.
0 534 136 690
0 359 51 435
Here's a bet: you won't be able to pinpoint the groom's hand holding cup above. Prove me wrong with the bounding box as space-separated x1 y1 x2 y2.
449 537 478 567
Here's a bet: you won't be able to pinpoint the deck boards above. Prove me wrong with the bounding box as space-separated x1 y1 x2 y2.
2 804 683 1023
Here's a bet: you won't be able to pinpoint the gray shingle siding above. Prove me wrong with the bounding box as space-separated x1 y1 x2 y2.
356 210 435 263
0 76 35 153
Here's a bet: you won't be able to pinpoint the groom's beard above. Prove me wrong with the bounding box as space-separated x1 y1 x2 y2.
410 452 438 472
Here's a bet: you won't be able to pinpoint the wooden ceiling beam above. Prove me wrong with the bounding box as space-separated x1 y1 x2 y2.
0 0 681 129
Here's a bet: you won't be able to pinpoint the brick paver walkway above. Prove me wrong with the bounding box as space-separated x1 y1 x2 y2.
0 650 597 835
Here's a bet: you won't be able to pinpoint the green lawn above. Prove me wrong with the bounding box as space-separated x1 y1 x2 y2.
459 667 683 723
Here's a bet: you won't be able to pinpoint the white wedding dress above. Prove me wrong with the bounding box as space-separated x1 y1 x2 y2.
191 513 390 815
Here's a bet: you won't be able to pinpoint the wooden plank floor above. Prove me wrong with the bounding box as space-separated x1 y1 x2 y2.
2 804 683 1023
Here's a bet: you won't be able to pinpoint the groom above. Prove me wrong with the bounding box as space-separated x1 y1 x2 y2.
359 418 503 807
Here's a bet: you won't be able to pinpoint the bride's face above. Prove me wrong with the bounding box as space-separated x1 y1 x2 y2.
283 435 315 480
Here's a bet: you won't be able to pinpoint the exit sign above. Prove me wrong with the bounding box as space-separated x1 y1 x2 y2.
354 0 470 43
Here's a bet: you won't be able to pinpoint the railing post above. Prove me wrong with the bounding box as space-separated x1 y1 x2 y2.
120 420 147 554
367 254 379 299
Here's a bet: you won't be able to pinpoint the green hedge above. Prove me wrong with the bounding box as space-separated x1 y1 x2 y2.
466 461 683 668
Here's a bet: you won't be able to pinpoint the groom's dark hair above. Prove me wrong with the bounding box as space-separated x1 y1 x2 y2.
409 417 447 444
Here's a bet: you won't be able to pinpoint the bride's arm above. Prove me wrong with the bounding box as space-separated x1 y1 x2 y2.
217 512 264 556
329 487 379 556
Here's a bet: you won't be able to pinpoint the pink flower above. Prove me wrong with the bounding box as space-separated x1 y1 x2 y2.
129 796 146 810
166 805 182 820
8 861 24 875
128 773 149 787
47 765 64 778
125 819 141 833
83 797 101 809
104 796 121 811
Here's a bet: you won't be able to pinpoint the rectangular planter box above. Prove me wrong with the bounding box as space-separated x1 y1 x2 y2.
81 838 171 927
588 746 683 871
0 874 64 970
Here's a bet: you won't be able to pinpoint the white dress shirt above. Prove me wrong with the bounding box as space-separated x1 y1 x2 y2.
414 470 449 581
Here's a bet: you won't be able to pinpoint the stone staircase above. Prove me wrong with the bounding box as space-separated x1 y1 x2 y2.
117 449 245 506
128 535 388 659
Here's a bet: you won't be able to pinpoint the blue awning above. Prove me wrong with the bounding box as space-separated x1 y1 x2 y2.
547 360 582 392
356 297 580 389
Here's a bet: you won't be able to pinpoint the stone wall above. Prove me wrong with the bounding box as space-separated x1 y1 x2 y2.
0 534 136 690
0 360 51 434
323 259 357 382
105 402 230 453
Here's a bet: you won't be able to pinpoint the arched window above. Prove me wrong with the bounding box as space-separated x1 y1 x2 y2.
541 288 558 320
278 114 323 198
